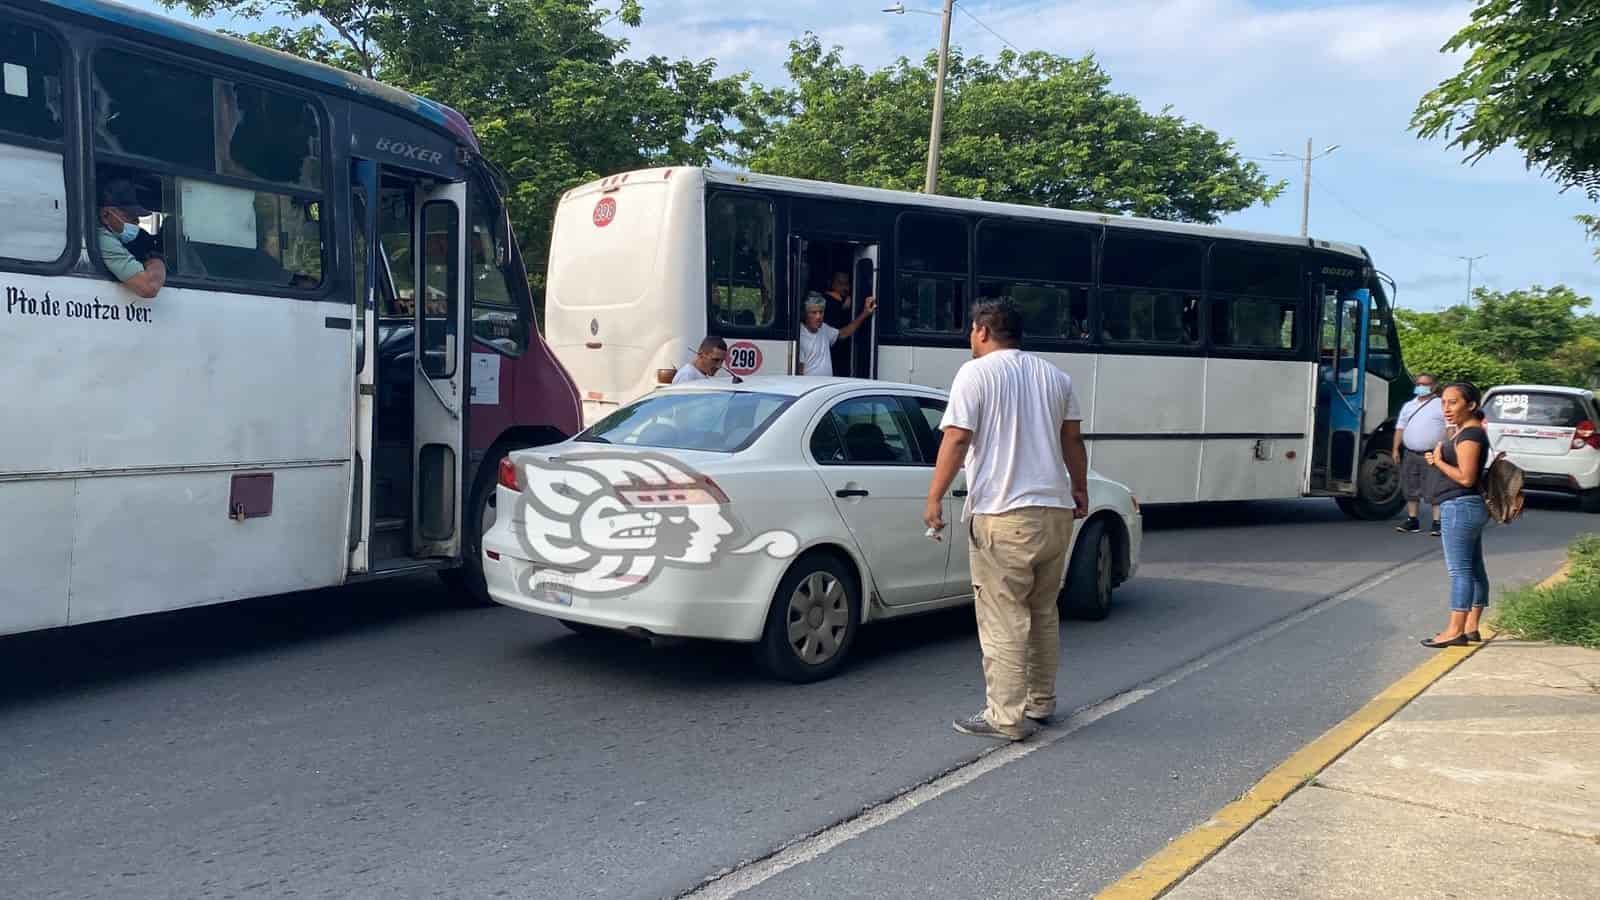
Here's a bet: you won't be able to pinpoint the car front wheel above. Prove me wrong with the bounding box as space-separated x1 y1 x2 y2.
1059 518 1113 621
757 554 861 683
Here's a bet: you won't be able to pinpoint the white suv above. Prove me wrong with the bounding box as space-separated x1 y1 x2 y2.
1481 385 1600 512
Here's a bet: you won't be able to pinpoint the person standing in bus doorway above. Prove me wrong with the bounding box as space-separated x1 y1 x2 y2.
923 301 1088 742
796 295 876 377
97 179 166 300
822 271 856 375
1393 373 1447 536
673 336 728 383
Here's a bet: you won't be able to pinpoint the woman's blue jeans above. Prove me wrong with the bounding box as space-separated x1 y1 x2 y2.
1440 495 1490 613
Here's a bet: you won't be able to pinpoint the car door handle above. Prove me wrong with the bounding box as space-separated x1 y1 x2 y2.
952 489 968 497
835 488 869 498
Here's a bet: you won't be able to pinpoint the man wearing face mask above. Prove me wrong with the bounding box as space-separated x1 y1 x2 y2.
97 180 166 300
1393 372 1447 535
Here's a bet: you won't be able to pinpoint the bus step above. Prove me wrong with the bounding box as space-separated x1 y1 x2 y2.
373 516 408 534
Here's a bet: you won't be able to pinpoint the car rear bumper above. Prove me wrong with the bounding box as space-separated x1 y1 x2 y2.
1500 452 1600 492
481 526 777 642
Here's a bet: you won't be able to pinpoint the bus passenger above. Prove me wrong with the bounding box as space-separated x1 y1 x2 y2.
797 295 876 377
673 336 728 383
97 180 166 300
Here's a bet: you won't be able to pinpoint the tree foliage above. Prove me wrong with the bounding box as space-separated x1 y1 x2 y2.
1397 284 1600 387
161 1 744 278
732 36 1283 223
1413 1 1600 199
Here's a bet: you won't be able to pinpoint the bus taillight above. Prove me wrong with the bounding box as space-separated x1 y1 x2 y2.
498 457 521 490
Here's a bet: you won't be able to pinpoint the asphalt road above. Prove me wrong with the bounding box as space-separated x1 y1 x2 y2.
1 496 1591 899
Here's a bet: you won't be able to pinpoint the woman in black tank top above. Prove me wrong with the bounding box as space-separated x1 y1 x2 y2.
1420 382 1492 648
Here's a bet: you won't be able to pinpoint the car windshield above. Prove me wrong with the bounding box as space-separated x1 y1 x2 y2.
1484 392 1589 427
576 390 792 452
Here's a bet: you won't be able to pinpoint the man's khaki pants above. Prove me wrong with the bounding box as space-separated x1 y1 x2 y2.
969 506 1077 739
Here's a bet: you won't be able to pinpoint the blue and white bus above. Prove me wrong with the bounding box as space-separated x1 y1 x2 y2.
542 168 1409 519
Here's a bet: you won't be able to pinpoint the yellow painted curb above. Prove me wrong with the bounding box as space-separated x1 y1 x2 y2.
1095 560 1574 900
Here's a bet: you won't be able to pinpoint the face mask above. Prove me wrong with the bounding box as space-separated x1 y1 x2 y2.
1414 385 1432 397
117 223 139 244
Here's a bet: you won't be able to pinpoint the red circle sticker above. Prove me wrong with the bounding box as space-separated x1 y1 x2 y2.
593 196 617 227
725 341 763 376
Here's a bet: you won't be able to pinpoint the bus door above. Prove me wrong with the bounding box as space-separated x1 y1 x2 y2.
1311 286 1370 492
349 159 380 574
412 181 469 558
852 244 880 379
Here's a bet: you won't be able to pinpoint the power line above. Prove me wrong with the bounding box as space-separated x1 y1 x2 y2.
955 3 1023 53
1312 177 1466 262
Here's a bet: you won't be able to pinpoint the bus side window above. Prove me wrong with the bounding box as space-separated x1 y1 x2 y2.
469 188 524 354
0 15 69 265
89 49 327 291
1366 289 1398 379
897 213 968 334
1207 244 1300 352
707 194 775 330
976 220 1092 342
1101 233 1202 345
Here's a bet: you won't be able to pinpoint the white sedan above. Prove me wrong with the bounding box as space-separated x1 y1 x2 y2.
481 377 1142 682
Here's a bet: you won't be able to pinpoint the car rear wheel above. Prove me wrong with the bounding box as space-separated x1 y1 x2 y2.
1580 489 1600 514
1059 518 1113 621
757 554 861 683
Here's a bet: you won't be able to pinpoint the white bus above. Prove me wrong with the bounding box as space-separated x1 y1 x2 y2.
543 167 1409 519
1 1 581 636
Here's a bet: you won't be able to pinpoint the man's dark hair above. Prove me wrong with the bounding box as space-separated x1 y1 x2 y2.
970 300 1023 346
698 335 728 354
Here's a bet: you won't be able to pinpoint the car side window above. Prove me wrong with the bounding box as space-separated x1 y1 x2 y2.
810 412 845 464
899 396 946 464
817 396 919 465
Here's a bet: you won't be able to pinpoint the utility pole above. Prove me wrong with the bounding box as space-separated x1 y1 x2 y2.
1458 254 1486 305
925 0 956 194
1274 139 1341 237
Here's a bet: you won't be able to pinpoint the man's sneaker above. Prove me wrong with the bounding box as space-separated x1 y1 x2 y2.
1395 517 1421 534
1025 710 1053 726
952 712 1025 742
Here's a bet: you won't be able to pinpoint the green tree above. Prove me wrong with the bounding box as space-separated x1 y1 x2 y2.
162 1 744 281
1396 284 1600 388
1412 1 1600 243
734 37 1283 223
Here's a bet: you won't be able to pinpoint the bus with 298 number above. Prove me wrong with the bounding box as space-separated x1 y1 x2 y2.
542 167 1409 520
0 0 580 636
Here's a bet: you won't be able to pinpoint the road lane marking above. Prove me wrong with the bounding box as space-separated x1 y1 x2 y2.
1094 560 1574 900
680 548 1444 900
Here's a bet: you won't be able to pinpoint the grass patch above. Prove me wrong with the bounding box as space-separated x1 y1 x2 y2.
1492 533 1600 649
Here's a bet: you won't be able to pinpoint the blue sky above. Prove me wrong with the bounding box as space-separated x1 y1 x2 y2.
124 0 1600 311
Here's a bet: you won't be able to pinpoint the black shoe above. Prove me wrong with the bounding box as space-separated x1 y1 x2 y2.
952 712 1025 742
1396 518 1421 534
1430 524 1442 537
1465 630 1482 643
1421 634 1469 648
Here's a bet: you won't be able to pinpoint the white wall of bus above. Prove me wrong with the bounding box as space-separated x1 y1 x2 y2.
0 272 351 634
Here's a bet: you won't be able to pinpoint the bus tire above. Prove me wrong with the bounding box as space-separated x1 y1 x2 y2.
1339 444 1405 521
445 450 504 607
1060 518 1113 621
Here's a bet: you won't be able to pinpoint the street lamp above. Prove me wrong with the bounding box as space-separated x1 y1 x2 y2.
884 1 956 194
1272 139 1341 237
1457 254 1486 305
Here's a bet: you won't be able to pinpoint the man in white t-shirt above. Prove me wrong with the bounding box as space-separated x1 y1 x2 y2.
672 336 727 383
924 300 1088 742
1391 372 1447 534
796 295 876 376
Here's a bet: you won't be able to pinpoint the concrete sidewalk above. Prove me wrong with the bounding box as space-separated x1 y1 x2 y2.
1163 639 1600 900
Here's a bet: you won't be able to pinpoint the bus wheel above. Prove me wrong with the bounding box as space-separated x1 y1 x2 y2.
1338 445 1404 521
443 451 502 606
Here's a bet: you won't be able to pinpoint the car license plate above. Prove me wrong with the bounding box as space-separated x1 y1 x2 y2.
532 571 574 607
